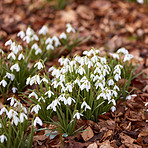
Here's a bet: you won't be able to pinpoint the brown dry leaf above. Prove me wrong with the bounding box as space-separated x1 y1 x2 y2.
81 126 94 141
138 131 148 138
99 140 114 148
76 5 94 20
120 133 135 147
101 130 113 141
87 142 98 148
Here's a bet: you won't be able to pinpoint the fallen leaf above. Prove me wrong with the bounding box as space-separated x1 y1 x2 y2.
87 142 98 148
81 126 94 141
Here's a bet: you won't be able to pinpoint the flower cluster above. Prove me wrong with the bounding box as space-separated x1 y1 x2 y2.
27 48 134 135
17 24 85 61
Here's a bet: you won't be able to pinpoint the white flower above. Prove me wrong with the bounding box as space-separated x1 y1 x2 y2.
12 87 18 93
81 101 91 111
110 53 119 59
31 43 39 50
23 36 31 43
0 79 7 87
67 97 76 105
10 63 20 72
117 48 128 55
34 61 43 70
66 23 75 33
5 39 12 46
32 34 39 41
107 79 114 86
114 74 121 81
8 109 18 119
76 66 86 75
48 66 55 72
18 53 25 60
0 107 8 115
52 36 61 47
7 97 16 106
17 31 25 39
38 96 45 102
12 114 20 126
126 94 137 100
45 37 53 44
47 99 60 111
5 72 15 81
30 75 41 85
26 27 34 36
31 104 41 114
145 102 148 106
20 113 28 123
33 117 43 126
111 106 116 112
59 32 67 39
137 0 144 4
73 112 83 120
7 52 16 60
123 54 134 62
0 123 2 128
45 89 54 98
26 76 31 85
46 44 54 50
39 25 48 35
0 135 7 143
35 48 42 55
65 83 73 92
113 85 120 91
29 92 38 100
41 77 48 83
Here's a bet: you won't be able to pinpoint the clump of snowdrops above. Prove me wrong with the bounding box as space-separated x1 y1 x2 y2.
17 24 89 61
0 96 43 147
27 47 135 136
0 40 43 100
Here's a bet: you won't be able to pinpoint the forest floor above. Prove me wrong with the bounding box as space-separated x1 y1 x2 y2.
0 0 148 147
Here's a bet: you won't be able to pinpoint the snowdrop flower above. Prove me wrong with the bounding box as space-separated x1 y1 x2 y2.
29 92 38 100
0 49 4 54
46 44 54 50
67 97 76 105
12 87 18 93
111 106 116 112
0 79 7 87
107 79 114 86
47 99 60 111
38 96 45 102
145 102 148 106
0 123 2 128
126 94 137 100
65 83 73 92
66 23 75 33
113 85 120 91
0 107 8 115
18 53 25 60
123 54 134 62
26 27 34 36
0 135 7 143
114 74 121 81
48 66 55 72
7 97 16 106
76 66 86 75
35 48 42 55
5 72 15 81
83 49 96 56
10 63 20 72
31 104 41 114
31 43 39 50
17 31 25 39
80 80 91 92
5 39 12 46
74 78 81 86
39 25 48 35
73 112 83 120
117 48 128 55
110 53 119 60
20 113 28 123
59 32 67 39
33 116 43 126
30 74 41 85
8 109 18 119
41 77 48 83
34 61 43 70
23 36 31 44
45 89 54 98
81 101 91 111
7 52 16 60
52 36 61 47
45 37 53 44
137 0 144 4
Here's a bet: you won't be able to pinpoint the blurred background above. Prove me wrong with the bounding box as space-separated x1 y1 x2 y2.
0 0 148 59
